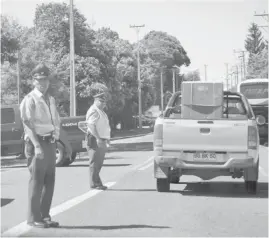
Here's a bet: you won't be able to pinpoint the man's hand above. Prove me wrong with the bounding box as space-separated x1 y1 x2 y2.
35 145 44 160
97 138 106 148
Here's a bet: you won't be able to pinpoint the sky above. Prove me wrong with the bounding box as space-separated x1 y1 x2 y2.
1 0 268 83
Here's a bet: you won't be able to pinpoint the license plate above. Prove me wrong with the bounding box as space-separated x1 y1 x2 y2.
193 152 217 160
82 140 87 148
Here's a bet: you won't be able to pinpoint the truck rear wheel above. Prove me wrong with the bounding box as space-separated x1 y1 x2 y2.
56 141 68 167
244 159 259 194
245 181 257 194
156 178 170 192
62 152 77 166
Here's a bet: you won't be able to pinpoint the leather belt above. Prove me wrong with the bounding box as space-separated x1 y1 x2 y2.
37 134 55 143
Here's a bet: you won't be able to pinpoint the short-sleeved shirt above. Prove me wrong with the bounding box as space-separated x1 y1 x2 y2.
86 104 111 140
20 88 61 139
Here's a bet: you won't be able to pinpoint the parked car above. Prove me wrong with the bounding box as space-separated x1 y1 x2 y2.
237 78 268 145
154 91 259 194
0 104 86 166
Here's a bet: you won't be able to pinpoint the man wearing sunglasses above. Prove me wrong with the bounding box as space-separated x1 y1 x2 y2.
86 90 111 190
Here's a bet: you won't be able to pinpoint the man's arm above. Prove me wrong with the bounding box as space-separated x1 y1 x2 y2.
20 96 41 148
86 109 101 140
51 97 61 140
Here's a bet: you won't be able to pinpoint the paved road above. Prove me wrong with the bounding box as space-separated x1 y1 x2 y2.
1 134 268 237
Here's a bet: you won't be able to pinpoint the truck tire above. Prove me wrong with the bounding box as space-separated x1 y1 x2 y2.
244 159 259 194
56 141 68 167
62 152 77 166
170 175 180 184
245 181 257 194
156 178 170 192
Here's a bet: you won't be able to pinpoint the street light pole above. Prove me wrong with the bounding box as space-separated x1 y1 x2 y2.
225 63 229 90
69 0 76 116
130 24 144 129
172 68 176 93
160 68 164 114
17 51 21 104
204 64 207 81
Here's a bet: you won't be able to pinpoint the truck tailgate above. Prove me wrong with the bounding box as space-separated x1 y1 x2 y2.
163 119 248 152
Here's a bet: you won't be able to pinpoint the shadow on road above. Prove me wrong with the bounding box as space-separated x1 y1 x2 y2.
59 224 170 230
69 163 131 168
172 181 268 198
108 182 268 198
1 198 14 207
108 142 153 152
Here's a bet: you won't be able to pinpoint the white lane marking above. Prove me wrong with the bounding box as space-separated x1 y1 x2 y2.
131 156 153 170
138 162 153 171
2 182 116 237
1 167 25 173
259 166 268 177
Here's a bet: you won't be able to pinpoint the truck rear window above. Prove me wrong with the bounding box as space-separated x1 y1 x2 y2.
165 95 247 119
1 108 15 124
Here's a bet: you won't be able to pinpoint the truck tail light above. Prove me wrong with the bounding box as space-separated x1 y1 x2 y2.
154 123 163 155
248 126 258 150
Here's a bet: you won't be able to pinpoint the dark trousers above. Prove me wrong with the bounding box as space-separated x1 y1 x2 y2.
25 139 56 223
87 141 107 187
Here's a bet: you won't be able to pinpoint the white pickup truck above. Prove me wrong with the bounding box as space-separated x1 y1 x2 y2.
153 91 260 194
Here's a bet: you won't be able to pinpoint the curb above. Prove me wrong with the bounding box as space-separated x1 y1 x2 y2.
111 132 152 141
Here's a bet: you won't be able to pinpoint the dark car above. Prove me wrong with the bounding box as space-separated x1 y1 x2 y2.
0 104 86 166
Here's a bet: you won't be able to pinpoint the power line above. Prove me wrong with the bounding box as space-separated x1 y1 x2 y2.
130 24 145 130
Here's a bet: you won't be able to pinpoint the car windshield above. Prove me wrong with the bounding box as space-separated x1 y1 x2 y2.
240 82 268 99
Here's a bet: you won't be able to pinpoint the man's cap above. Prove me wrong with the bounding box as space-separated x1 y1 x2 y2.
93 92 106 100
31 63 50 80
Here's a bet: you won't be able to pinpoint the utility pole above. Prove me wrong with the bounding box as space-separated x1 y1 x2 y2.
234 50 246 81
69 0 76 116
254 12 269 31
225 63 229 90
204 64 207 81
172 68 176 93
160 68 164 114
235 65 239 85
130 24 145 129
17 51 21 104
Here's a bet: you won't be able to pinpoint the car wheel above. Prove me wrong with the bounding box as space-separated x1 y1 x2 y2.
62 152 77 166
245 181 257 194
244 159 259 194
170 175 179 184
156 178 170 192
55 141 68 167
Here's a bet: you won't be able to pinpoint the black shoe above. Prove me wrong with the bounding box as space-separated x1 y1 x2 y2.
27 221 49 228
43 217 59 228
95 185 107 190
44 220 59 228
91 185 107 190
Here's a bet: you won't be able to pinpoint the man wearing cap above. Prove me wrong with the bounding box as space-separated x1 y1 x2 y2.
86 91 111 190
20 63 61 228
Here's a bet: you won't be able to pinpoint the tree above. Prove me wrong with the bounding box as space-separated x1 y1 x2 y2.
245 23 268 79
245 23 266 54
34 3 94 59
1 15 24 63
183 70 201 81
247 47 268 79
